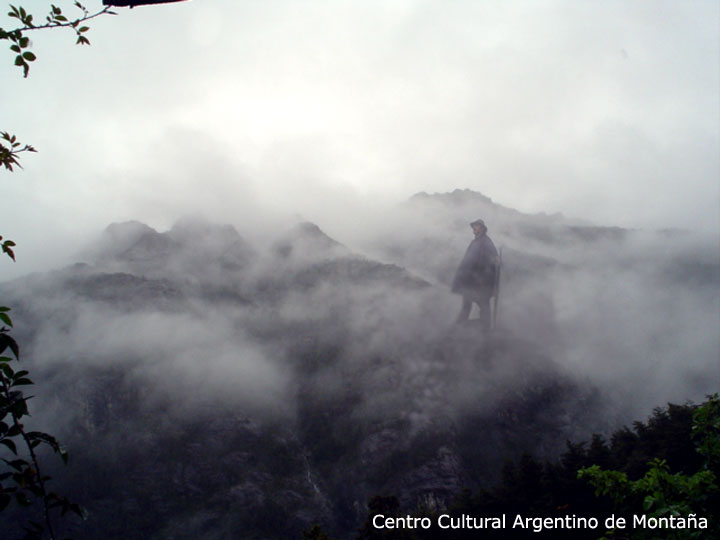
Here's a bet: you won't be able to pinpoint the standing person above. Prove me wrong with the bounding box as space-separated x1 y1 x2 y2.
451 219 499 328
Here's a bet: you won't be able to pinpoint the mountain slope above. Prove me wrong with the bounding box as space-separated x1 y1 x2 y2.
1 198 716 539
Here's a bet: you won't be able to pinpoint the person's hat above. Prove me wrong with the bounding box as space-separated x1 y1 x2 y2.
469 219 486 228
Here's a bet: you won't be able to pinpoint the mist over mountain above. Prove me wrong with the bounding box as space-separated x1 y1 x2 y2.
1 190 717 539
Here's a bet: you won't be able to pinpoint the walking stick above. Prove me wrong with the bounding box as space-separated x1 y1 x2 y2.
492 247 502 329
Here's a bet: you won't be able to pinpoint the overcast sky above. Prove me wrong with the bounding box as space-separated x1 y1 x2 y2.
2 0 718 277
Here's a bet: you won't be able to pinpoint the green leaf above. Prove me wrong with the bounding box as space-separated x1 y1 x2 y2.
0 333 19 358
27 431 63 453
9 398 29 418
0 438 17 454
12 378 33 386
22 51 35 62
1 240 16 261
0 363 14 378
0 313 11 327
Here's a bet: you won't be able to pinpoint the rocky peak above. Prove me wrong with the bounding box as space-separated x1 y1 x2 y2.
409 188 495 207
91 221 162 260
272 221 349 262
85 218 256 281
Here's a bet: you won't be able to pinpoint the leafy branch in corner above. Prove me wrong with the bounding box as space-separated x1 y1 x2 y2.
0 2 115 77
1 131 36 172
1 2 115 172
1 5 114 537
578 394 720 540
1 307 85 540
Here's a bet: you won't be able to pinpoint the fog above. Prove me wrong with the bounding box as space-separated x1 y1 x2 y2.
3 192 717 440
1 186 718 539
2 0 718 282
1 2 718 534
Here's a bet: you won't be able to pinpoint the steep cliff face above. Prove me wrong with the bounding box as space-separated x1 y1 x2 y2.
2 193 716 539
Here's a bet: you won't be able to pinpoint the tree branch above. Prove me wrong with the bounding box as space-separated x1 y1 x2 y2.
2 5 114 36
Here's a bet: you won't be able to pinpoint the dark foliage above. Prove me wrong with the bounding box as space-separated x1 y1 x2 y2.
304 399 715 540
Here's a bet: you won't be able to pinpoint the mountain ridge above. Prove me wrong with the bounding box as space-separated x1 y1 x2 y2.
1 190 717 539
